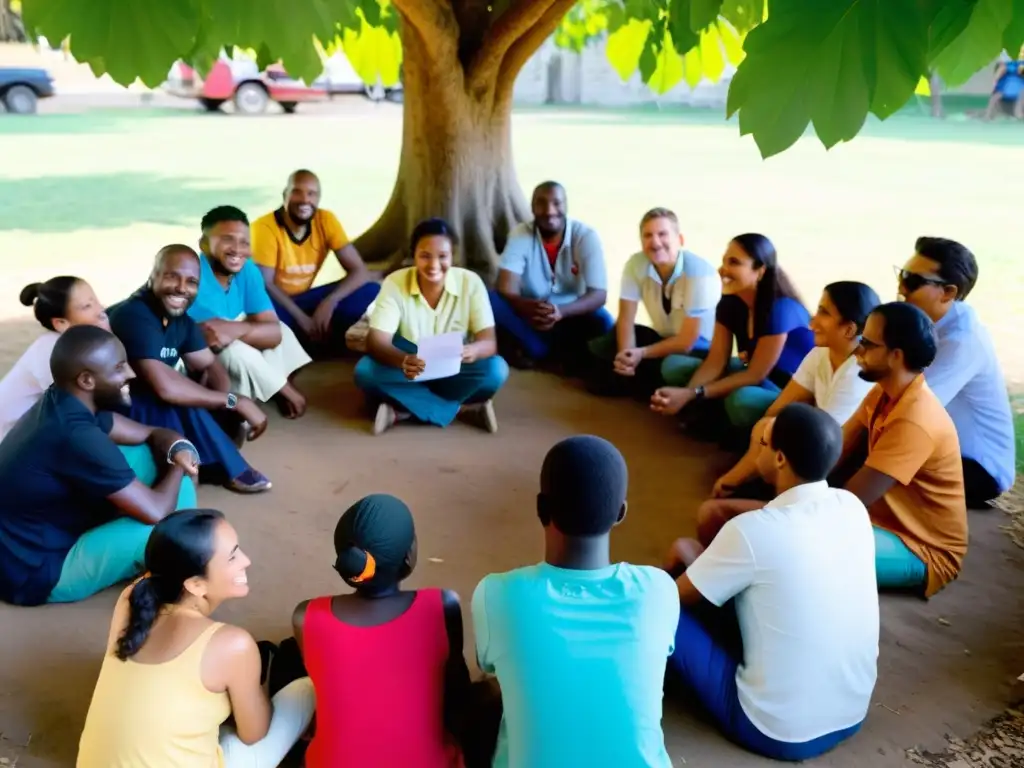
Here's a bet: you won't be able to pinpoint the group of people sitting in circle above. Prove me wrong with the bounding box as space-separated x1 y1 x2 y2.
0 167 1017 766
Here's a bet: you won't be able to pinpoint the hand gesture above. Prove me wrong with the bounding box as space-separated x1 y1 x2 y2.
311 298 338 341
462 345 479 364
234 396 269 441
711 475 736 499
170 446 200 477
201 320 235 352
650 386 695 416
613 347 643 376
401 355 426 380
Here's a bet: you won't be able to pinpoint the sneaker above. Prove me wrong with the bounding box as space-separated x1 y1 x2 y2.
373 402 396 435
225 467 272 494
462 400 498 434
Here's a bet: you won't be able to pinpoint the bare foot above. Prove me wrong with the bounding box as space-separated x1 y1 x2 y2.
275 382 307 419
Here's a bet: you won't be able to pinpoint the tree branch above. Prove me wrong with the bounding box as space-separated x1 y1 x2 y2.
493 0 577 107
390 0 459 59
466 0 564 94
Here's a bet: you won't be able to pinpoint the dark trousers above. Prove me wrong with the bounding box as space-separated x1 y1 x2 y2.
270 281 380 354
487 289 614 373
124 393 248 482
963 457 1001 507
583 324 667 400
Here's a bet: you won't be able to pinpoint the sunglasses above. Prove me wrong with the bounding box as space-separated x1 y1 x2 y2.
895 267 947 294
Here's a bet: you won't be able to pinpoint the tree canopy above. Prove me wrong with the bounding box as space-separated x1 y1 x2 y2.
20 0 1024 158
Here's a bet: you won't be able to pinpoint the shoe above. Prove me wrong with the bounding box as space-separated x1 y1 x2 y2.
373 403 396 435
462 400 498 434
225 467 272 493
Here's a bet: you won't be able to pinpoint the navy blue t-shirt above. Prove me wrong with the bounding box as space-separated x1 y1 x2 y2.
0 388 136 605
108 288 207 388
715 294 814 387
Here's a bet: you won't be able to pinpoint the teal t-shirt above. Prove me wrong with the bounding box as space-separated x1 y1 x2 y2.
188 254 273 323
472 562 679 768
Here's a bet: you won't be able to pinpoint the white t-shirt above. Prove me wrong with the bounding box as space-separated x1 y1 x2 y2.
619 250 720 341
686 481 880 743
0 332 58 443
791 346 873 426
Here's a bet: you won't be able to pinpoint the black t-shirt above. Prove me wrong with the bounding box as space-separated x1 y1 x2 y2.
0 388 136 605
108 288 207 390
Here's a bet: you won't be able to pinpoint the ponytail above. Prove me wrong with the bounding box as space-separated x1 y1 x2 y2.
116 576 166 660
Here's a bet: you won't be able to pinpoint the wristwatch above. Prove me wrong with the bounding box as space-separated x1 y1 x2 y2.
225 393 238 410
693 385 706 400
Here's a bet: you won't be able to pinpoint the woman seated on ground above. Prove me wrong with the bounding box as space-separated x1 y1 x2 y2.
0 277 190 498
651 233 814 442
355 217 510 435
292 493 471 768
710 281 880 501
78 509 315 768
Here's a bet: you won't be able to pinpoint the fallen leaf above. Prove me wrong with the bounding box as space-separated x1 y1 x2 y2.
937 617 951 626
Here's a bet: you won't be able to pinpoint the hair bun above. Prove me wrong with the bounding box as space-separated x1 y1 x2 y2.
19 283 42 307
334 545 368 579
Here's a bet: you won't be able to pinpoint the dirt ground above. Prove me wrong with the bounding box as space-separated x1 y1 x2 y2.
0 315 1022 768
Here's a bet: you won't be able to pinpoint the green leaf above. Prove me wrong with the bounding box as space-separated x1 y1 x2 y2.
668 0 700 54
927 0 978 61
1002 0 1024 53
606 17 653 80
690 0 724 32
932 0 1013 86
639 27 660 80
359 0 382 27
22 0 201 87
720 0 765 33
727 0 931 158
626 0 661 23
342 21 401 86
650 29 686 91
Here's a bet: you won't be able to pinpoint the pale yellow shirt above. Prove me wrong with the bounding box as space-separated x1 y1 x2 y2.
370 266 494 344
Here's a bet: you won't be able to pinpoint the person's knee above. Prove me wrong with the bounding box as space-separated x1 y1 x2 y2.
482 355 510 391
660 355 699 386
353 356 378 391
696 500 731 545
220 340 265 371
724 388 774 428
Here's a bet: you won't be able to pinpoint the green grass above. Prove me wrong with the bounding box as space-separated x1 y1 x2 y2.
0 103 1022 469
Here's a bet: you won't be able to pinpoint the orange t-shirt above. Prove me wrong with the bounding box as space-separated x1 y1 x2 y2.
250 208 349 295
858 375 967 597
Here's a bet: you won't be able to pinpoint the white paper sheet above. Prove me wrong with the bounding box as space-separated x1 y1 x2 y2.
416 331 463 382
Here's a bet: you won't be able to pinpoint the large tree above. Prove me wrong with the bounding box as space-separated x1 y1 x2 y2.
19 0 1024 275
0 0 26 42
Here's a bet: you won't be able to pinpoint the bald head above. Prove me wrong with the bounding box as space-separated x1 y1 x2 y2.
154 244 199 272
149 244 201 317
284 170 321 224
531 181 567 239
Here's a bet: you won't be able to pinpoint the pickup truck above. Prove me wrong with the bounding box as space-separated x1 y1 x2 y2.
0 67 55 114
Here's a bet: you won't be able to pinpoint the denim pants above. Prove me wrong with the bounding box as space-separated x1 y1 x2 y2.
661 354 781 429
270 281 380 352
873 526 927 590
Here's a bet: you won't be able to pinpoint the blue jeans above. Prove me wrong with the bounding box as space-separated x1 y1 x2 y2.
661 354 781 429
354 336 509 427
47 445 196 604
271 281 380 351
668 606 863 761
124 393 249 482
873 526 927 590
488 290 614 370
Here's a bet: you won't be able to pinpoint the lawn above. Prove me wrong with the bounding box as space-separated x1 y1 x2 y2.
1 100 1022 468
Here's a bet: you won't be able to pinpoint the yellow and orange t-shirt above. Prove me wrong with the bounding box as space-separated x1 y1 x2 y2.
250 208 349 296
858 374 967 597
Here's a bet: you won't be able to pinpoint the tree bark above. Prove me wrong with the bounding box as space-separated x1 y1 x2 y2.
354 0 574 283
0 0 26 43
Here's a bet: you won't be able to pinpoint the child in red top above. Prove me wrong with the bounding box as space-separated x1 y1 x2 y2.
292 493 470 768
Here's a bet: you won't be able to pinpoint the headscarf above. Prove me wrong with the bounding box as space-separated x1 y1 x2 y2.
333 494 415 587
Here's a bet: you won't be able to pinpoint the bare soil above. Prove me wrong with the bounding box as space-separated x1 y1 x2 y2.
1 316 1023 767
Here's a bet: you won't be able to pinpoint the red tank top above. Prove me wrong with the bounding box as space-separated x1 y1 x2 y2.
303 589 461 768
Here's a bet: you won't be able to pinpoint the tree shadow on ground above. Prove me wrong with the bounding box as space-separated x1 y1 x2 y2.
0 110 185 136
0 173 268 233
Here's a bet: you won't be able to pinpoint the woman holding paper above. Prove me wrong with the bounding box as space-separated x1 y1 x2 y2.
354 218 509 435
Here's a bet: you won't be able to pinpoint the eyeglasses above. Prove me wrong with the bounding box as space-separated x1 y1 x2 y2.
895 267 946 294
857 336 884 351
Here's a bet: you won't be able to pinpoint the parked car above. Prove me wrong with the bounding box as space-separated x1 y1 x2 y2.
0 67 54 114
162 52 401 114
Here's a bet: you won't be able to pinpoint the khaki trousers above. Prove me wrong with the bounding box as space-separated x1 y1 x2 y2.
217 320 312 402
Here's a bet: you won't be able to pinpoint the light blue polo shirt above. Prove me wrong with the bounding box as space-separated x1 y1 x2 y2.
619 249 721 345
188 253 274 323
925 301 1016 493
498 218 608 305
472 562 678 768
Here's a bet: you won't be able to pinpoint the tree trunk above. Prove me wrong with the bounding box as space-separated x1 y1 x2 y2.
0 0 26 43
353 0 575 283
928 71 944 119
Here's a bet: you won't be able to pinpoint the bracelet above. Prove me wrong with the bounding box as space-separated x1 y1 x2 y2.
167 439 199 465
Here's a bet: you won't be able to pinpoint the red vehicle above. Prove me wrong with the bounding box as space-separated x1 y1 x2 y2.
164 58 330 114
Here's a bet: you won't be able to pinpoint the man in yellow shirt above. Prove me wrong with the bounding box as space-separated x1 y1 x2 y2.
250 169 379 355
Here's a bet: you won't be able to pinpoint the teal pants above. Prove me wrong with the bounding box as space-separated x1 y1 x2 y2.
873 526 927 590
47 444 197 604
354 336 509 427
661 354 781 429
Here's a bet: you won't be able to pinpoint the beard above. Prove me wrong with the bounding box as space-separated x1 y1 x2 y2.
857 368 885 382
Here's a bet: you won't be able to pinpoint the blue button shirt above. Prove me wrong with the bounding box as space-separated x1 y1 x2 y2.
472 562 679 768
188 254 274 323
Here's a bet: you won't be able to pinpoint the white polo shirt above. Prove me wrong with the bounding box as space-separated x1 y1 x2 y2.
619 250 720 342
686 481 880 743
0 332 58 444
926 301 1016 494
790 347 874 426
498 218 607 305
